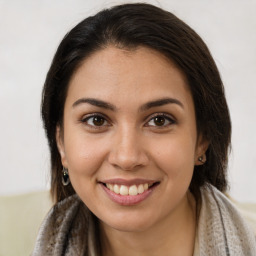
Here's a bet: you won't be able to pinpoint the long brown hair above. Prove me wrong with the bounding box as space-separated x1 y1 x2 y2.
41 3 231 203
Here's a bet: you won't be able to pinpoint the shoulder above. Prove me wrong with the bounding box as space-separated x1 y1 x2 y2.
32 194 89 256
233 201 256 236
201 184 256 234
197 184 256 255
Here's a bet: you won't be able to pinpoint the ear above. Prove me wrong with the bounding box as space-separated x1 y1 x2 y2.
56 125 68 168
194 134 209 166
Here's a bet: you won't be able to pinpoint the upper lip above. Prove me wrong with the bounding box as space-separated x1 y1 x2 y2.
99 178 159 186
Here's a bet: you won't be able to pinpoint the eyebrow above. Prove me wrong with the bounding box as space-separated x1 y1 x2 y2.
72 97 183 111
139 98 184 111
72 98 116 111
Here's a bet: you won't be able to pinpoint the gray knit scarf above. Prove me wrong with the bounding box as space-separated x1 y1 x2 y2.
32 185 256 256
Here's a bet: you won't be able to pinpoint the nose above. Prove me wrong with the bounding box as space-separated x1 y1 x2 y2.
108 128 149 171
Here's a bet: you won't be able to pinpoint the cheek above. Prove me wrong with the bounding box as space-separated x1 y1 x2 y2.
64 136 108 205
64 132 108 177
149 133 196 179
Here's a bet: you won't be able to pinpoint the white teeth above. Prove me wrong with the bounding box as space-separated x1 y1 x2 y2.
113 184 120 194
120 185 129 195
143 183 149 190
109 184 114 191
138 184 144 194
129 185 138 196
106 183 151 195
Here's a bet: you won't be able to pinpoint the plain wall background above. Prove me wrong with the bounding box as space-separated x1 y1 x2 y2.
0 0 255 202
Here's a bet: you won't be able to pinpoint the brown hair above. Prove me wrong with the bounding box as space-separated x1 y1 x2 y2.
41 3 231 203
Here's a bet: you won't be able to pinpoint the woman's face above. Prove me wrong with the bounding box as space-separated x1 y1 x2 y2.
57 46 206 232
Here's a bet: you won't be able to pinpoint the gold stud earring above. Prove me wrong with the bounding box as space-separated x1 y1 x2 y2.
198 155 206 164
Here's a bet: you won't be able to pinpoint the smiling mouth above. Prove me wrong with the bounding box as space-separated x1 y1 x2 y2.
101 182 159 196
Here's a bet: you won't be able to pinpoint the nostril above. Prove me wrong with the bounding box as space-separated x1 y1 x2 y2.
108 148 149 171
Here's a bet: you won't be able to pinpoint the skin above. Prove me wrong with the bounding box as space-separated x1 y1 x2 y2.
56 46 208 256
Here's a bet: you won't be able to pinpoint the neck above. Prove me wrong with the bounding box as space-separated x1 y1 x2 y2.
99 192 197 256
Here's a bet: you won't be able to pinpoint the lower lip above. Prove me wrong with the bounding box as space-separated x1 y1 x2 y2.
101 184 156 206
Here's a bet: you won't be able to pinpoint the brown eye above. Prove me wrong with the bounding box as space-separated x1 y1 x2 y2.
83 115 108 127
153 116 165 126
147 114 175 127
92 116 105 126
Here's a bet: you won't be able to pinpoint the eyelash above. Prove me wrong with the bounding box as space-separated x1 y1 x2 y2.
80 113 176 129
81 113 110 129
145 113 176 128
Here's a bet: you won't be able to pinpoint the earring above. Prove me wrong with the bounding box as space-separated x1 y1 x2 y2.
62 167 70 186
198 155 206 164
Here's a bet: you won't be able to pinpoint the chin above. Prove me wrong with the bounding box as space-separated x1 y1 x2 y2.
99 213 156 233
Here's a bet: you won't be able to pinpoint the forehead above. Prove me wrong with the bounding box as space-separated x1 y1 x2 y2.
66 46 192 109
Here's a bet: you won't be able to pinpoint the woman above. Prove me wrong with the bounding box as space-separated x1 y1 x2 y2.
32 3 256 256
